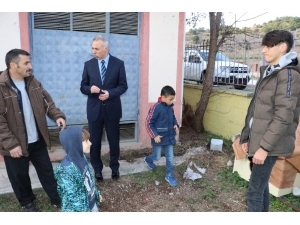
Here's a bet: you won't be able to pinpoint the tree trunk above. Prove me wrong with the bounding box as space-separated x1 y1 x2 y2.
192 12 222 133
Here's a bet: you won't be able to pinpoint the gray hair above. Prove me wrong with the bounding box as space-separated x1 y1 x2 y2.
93 35 109 47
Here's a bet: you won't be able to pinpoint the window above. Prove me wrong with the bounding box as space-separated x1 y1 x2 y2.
73 12 106 32
110 12 138 35
33 12 139 35
33 12 70 30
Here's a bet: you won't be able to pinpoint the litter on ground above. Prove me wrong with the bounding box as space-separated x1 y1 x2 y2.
183 161 206 181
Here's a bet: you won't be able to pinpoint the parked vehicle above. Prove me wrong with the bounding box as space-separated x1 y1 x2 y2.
184 48 252 90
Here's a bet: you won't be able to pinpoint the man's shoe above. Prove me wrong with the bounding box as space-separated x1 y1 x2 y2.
95 172 104 182
111 171 120 180
165 176 178 187
144 157 157 170
22 201 38 212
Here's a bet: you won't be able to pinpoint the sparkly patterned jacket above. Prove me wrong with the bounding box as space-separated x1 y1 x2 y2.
54 126 101 212
54 155 101 212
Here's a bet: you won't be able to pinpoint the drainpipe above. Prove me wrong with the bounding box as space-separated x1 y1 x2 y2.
180 13 187 128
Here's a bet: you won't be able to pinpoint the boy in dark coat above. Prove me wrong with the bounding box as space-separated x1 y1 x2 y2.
144 85 180 187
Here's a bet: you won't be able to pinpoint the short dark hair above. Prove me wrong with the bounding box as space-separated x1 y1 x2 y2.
262 30 294 53
161 85 176 97
5 49 30 69
82 128 90 141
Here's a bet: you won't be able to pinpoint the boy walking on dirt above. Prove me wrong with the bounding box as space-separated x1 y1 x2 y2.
144 85 180 187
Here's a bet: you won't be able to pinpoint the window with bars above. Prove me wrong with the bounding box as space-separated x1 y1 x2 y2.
33 12 138 35
110 12 138 35
73 12 106 32
33 12 70 31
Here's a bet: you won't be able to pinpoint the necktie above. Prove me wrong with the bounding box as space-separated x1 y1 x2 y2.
101 60 106 83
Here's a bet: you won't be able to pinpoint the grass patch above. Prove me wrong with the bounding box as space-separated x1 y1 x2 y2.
269 194 300 212
174 164 186 173
217 168 248 191
203 188 216 203
269 195 296 212
281 193 300 208
201 178 212 187
127 166 166 186
0 188 60 212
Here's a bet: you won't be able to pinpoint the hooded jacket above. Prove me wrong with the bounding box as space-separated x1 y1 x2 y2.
54 125 101 212
0 70 66 156
145 97 179 146
240 52 300 157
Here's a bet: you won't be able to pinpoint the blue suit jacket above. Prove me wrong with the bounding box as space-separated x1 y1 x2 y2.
80 54 128 122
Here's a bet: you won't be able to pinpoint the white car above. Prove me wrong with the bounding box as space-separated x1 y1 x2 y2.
184 48 252 90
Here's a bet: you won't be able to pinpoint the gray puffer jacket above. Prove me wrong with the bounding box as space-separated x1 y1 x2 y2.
240 54 300 157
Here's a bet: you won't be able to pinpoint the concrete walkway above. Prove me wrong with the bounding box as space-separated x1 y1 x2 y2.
0 146 206 196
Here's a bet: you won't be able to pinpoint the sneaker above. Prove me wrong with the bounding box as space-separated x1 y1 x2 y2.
165 176 178 187
22 201 38 212
144 157 157 170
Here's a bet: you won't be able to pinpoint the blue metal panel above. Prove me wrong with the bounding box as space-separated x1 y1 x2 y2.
30 29 139 127
109 34 140 122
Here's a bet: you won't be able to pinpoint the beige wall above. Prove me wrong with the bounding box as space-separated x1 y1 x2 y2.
148 12 180 102
183 84 253 139
0 12 21 70
139 12 185 148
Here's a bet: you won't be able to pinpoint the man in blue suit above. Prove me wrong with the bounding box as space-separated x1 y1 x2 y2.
80 35 128 182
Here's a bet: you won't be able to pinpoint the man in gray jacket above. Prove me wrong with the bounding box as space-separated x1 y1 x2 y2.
240 30 300 212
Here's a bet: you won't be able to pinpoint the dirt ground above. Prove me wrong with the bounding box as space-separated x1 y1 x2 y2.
97 126 248 212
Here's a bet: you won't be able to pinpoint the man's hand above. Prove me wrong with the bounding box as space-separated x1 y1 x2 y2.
99 195 103 202
174 125 179 134
99 90 109 101
242 142 248 154
90 85 100 94
56 118 66 130
154 135 163 144
252 148 268 164
10 146 23 158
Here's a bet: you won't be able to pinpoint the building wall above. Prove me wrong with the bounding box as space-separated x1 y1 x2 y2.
18 13 30 53
0 12 30 70
0 12 185 154
139 12 185 148
0 12 21 70
148 12 180 102
183 84 253 139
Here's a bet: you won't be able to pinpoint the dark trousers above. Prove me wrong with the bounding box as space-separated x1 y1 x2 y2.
247 156 278 212
88 104 120 173
4 139 60 206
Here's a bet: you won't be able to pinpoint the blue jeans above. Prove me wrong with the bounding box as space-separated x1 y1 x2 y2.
145 145 174 177
246 156 278 212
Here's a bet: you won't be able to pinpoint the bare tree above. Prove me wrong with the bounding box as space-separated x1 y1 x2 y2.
191 12 236 133
186 12 268 133
191 13 220 132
